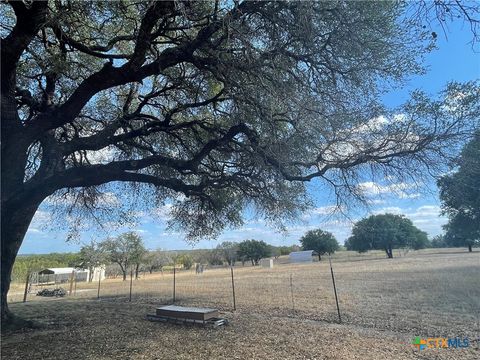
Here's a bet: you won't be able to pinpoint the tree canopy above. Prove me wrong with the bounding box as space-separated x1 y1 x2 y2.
300 229 339 260
216 241 239 266
438 132 480 251
237 239 270 266
430 235 448 249
100 232 146 280
1 0 479 322
175 254 194 270
78 241 106 282
346 214 430 258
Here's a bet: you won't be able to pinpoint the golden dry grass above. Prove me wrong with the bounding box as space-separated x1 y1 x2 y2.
2 249 480 359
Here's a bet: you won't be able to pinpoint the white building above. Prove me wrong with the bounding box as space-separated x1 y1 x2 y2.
37 266 105 283
260 258 274 268
289 250 318 263
38 267 88 284
88 265 106 282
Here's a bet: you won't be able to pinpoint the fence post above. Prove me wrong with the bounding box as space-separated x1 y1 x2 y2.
328 254 341 323
69 270 75 296
97 273 101 299
289 274 295 315
129 267 133 302
173 266 176 303
23 272 30 303
230 266 236 311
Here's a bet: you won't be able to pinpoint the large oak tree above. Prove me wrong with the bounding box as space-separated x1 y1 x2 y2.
345 214 430 258
300 229 339 260
1 1 479 322
438 132 480 251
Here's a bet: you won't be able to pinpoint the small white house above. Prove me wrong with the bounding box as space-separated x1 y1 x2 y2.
87 265 106 282
260 258 274 268
289 250 318 263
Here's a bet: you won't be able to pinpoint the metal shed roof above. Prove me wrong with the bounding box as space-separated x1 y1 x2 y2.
38 267 85 275
289 250 318 256
289 250 318 262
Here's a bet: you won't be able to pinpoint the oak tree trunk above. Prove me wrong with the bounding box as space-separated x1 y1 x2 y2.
1 201 41 322
385 246 394 259
135 263 140 279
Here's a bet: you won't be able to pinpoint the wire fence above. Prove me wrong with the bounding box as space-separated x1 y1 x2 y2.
7 251 480 336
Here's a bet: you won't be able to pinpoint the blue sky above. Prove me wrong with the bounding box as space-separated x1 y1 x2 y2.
20 21 479 254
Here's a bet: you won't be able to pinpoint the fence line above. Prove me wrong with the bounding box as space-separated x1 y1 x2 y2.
9 255 479 335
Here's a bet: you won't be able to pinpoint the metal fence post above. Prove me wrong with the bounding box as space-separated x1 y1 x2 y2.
230 266 236 311
97 273 101 299
328 254 342 323
69 270 75 296
129 267 133 302
173 266 176 303
290 274 295 315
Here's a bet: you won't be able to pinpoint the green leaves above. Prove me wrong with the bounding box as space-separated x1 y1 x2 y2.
300 229 339 258
237 239 271 265
346 214 430 255
100 232 147 277
5 0 480 246
438 132 480 250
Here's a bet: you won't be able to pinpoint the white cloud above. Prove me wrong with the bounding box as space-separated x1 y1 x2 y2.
372 204 447 238
358 181 409 195
398 192 421 199
409 205 442 218
137 203 182 224
442 90 468 112
352 115 389 134
311 205 342 215
357 181 419 200
302 205 343 220
367 199 386 205
133 229 148 234
392 113 407 123
373 206 403 215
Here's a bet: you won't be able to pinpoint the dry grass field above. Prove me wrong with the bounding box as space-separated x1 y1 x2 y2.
2 249 479 359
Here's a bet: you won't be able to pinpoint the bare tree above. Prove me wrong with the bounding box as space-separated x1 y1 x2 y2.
78 241 106 282
1 1 479 323
216 241 239 266
100 232 146 281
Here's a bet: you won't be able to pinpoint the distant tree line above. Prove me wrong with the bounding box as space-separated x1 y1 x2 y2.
11 236 304 282
11 253 80 283
14 201 476 282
